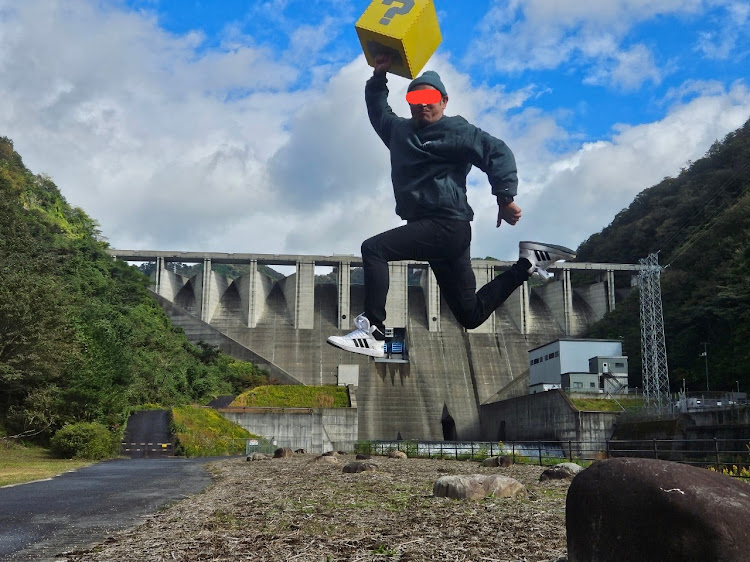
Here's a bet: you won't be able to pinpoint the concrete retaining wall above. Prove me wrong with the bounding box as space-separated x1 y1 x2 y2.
221 407 359 454
479 390 619 454
613 405 750 443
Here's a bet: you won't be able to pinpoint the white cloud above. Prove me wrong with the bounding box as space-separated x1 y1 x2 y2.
466 0 706 79
694 1 750 61
0 0 301 252
470 81 750 260
1 0 749 268
583 43 662 90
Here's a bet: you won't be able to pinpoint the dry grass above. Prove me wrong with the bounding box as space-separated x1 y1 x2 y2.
0 442 92 487
63 454 569 561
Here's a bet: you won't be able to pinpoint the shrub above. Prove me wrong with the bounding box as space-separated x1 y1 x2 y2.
50 422 117 460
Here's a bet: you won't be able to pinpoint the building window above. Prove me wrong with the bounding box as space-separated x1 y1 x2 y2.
590 382 596 388
554 351 560 357
615 362 624 368
573 382 583 388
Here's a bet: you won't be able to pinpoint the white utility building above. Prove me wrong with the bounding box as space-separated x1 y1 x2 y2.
528 339 629 394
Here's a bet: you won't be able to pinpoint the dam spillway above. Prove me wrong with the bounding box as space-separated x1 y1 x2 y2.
110 250 641 441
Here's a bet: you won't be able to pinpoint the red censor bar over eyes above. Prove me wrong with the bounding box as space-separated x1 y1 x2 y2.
406 89 443 105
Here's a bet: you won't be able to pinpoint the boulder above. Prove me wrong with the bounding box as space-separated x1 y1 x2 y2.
566 458 750 562
540 463 583 481
556 462 584 474
294 448 306 454
343 461 379 473
273 447 294 458
481 456 513 468
312 455 340 465
388 450 407 459
322 450 339 457
246 453 270 461
433 474 525 501
356 453 372 460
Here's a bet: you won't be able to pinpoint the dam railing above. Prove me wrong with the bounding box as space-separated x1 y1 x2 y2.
354 438 750 475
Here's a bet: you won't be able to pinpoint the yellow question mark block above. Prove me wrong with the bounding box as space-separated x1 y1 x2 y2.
355 0 442 79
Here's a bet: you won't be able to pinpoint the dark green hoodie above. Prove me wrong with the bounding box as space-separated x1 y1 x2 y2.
366 72 518 222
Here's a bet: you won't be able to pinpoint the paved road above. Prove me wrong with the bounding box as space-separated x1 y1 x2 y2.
120 410 173 458
0 457 220 561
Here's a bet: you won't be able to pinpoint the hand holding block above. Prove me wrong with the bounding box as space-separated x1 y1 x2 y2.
355 0 442 79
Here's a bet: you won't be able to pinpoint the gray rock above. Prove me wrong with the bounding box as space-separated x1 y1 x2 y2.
433 474 525 501
388 450 407 459
273 447 294 458
312 454 340 465
566 458 750 561
540 463 583 481
556 462 584 474
481 456 513 467
246 453 270 461
343 461 379 473
356 453 372 460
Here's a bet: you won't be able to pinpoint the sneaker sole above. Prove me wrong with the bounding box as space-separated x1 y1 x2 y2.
520 241 577 259
326 338 385 358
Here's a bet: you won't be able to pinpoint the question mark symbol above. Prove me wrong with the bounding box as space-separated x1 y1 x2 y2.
379 0 415 26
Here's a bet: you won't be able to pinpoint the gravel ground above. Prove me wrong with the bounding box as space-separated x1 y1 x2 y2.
62 454 570 561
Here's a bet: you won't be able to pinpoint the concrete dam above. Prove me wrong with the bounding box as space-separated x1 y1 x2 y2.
111 250 641 442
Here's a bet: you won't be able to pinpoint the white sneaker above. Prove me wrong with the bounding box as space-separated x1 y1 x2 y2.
327 313 385 358
519 241 576 279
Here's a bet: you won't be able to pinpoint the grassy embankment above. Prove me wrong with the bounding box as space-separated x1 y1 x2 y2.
569 397 645 412
171 405 256 457
170 386 350 457
231 385 350 408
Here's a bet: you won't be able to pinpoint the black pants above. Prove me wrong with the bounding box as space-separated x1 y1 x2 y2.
361 217 529 333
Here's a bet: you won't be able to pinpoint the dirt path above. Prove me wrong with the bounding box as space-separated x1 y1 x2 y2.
64 455 569 561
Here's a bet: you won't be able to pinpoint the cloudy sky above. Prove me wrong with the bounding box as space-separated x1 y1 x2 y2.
1 0 749 262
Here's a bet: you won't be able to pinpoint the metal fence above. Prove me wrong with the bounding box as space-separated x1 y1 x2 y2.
243 437 280 456
354 438 750 474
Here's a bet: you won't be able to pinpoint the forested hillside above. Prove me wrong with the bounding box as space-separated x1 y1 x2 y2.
579 118 750 393
0 137 268 442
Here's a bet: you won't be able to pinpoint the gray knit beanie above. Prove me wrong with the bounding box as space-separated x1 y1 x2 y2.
407 70 447 97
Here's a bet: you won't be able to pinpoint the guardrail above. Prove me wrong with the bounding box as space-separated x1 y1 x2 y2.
354 438 750 475
120 441 174 457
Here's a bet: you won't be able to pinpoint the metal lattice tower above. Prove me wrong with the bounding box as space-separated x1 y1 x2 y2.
638 253 670 409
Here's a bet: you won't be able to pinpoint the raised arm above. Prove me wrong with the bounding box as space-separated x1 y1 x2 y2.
365 54 399 147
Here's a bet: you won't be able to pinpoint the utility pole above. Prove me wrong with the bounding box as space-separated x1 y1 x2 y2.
700 342 709 392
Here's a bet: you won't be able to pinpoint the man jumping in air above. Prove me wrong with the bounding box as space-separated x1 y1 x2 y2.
328 55 575 358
